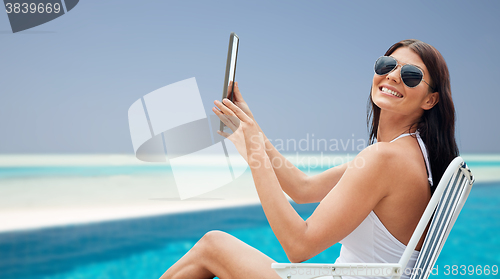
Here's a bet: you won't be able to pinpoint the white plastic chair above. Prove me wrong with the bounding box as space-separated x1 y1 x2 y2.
272 156 475 279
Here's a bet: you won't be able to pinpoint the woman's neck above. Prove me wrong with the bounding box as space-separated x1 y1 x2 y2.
376 110 420 143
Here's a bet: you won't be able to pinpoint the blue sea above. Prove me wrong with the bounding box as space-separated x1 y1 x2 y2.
0 156 499 279
0 159 499 179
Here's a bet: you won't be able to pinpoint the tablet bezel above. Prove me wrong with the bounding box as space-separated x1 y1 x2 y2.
220 32 239 131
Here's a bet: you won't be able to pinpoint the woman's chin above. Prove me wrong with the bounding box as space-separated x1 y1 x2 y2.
372 97 394 111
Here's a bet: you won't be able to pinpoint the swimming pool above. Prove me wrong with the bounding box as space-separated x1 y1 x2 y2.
0 183 499 279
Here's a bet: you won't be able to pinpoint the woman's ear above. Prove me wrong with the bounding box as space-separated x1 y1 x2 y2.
422 92 439 110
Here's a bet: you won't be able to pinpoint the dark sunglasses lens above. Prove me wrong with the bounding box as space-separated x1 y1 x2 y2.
375 56 397 75
401 65 423 87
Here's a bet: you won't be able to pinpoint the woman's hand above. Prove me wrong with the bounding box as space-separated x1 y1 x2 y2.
213 82 260 162
227 81 255 120
213 99 248 162
221 98 265 158
213 98 265 164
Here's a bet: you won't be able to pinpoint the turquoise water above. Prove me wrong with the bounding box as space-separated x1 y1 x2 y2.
1 183 499 279
0 160 498 178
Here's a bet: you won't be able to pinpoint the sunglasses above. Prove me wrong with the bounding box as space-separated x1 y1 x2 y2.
374 56 433 90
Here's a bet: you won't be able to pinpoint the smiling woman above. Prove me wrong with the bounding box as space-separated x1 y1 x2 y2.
368 39 459 195
160 39 459 279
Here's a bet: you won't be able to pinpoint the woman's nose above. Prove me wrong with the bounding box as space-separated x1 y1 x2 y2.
386 65 401 84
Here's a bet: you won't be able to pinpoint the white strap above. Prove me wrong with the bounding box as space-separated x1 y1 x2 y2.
389 132 416 143
390 131 433 186
415 132 434 186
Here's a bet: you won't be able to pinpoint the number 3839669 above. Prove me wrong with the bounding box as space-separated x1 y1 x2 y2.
5 2 61 14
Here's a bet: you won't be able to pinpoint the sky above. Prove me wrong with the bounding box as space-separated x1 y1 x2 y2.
0 0 499 154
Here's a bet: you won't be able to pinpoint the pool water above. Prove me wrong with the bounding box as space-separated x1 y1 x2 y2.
1 183 499 279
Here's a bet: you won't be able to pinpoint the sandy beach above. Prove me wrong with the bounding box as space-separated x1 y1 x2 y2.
0 172 262 232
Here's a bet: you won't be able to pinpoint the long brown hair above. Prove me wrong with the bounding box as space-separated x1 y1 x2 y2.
367 39 459 194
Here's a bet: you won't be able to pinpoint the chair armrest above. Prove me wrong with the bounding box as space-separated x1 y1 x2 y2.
271 262 402 279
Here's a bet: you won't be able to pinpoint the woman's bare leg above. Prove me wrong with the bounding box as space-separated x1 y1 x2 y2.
159 230 282 279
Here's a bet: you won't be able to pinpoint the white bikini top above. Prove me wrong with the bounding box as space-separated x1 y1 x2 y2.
335 211 420 279
390 131 433 186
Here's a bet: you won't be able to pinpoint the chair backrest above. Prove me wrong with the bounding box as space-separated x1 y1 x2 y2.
395 157 474 279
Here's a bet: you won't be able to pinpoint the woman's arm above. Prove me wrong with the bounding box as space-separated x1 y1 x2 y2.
260 132 349 204
214 83 348 204
221 98 393 263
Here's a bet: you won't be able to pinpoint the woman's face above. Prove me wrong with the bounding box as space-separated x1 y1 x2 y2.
371 47 438 117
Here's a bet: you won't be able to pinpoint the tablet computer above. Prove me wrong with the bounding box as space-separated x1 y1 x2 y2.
220 32 239 131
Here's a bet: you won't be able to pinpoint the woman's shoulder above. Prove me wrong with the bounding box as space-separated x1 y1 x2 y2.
355 141 428 185
353 141 424 179
356 142 406 164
